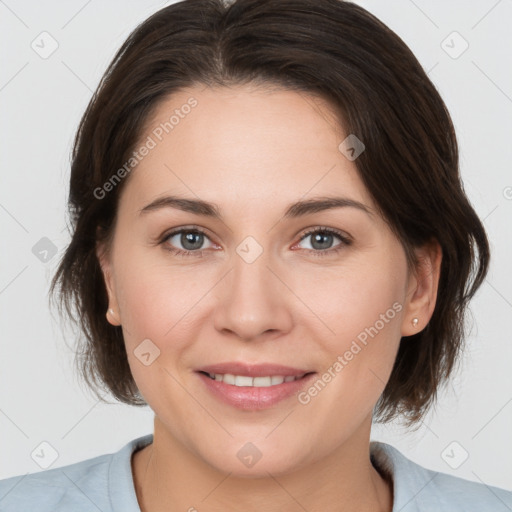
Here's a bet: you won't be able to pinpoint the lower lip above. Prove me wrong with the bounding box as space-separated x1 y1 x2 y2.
196 372 316 410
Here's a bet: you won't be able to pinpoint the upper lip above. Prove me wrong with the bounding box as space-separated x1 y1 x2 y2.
196 362 314 377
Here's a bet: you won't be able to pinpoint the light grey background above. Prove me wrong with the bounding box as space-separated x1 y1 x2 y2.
1 0 511 492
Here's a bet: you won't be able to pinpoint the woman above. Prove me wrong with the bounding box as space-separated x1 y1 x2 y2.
1 0 510 510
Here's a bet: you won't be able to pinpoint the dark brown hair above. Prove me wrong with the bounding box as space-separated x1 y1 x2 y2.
50 0 489 426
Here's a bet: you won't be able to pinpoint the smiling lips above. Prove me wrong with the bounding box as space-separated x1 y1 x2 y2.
195 362 316 410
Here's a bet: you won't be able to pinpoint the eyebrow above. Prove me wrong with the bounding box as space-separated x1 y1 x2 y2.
139 195 373 220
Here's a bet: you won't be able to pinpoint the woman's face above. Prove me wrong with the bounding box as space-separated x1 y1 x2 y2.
99 84 435 476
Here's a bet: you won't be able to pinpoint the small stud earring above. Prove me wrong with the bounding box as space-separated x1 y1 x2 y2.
412 317 419 328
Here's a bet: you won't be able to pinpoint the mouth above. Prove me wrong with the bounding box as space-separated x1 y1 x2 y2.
195 363 317 410
197 370 314 387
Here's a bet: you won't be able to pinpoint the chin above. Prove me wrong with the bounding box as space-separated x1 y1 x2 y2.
200 442 307 478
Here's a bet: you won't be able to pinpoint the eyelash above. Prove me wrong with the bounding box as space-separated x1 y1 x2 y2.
159 225 352 258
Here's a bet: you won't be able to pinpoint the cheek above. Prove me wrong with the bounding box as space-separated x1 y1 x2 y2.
113 256 201 403
300 253 405 339
288 270 405 452
299 255 406 394
113 262 227 447
113 248 214 361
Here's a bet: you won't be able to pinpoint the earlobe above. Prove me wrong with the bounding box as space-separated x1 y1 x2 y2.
401 240 442 336
106 307 120 325
96 240 121 327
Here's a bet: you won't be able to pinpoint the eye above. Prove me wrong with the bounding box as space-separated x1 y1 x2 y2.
295 227 352 257
160 226 215 257
159 225 352 258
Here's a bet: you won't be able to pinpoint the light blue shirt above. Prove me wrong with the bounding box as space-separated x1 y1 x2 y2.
1 434 511 511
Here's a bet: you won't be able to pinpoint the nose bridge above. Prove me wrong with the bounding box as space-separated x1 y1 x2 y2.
213 236 293 340
233 240 273 296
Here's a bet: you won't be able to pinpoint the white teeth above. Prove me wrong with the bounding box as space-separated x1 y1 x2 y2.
252 376 272 387
235 375 253 387
206 372 306 387
223 373 236 385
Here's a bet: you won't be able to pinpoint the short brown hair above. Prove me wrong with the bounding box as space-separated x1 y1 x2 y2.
50 0 489 426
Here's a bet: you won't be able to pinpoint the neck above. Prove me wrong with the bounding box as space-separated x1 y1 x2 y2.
132 415 393 512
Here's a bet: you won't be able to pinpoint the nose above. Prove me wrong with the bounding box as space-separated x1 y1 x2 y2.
213 247 293 341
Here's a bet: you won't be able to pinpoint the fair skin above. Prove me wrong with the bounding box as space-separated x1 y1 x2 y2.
97 84 441 512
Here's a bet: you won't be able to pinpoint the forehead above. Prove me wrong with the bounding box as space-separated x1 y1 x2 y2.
119 84 374 215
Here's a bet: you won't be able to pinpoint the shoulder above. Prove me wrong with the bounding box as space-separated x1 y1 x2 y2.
0 434 153 512
371 441 512 512
0 452 113 512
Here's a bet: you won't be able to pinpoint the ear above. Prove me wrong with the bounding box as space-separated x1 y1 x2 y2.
401 239 442 336
96 233 121 326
